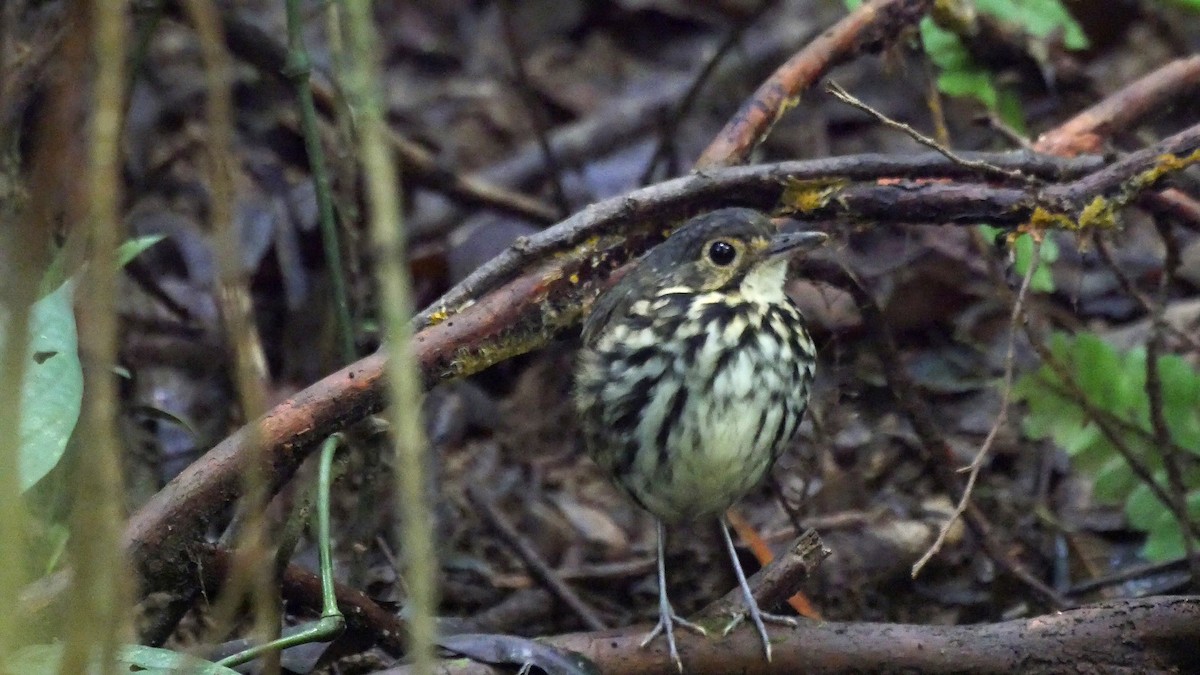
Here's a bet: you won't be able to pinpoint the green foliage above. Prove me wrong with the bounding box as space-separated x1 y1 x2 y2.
1015 333 1200 561
974 0 1088 49
845 0 1088 125
38 233 165 296
920 19 998 110
11 235 165 494
978 226 1060 292
2 280 83 492
3 643 240 675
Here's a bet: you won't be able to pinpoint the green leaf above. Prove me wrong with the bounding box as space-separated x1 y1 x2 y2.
1092 453 1137 503
996 86 1028 134
1015 331 1200 563
1125 481 1166 530
3 644 61 674
2 644 240 675
1 280 84 492
1011 233 1057 292
975 0 1089 50
120 645 241 674
919 1 1088 111
1156 354 1200 453
1141 508 1187 562
115 234 166 268
39 235 166 296
920 19 974 70
936 69 999 109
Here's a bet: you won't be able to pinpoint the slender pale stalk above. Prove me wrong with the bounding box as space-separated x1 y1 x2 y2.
58 1 132 673
339 3 437 672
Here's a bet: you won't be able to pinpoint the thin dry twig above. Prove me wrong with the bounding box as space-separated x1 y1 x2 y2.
498 0 570 217
1091 234 1200 353
831 262 1068 608
1144 219 1199 585
825 80 1032 183
639 0 781 185
911 236 1043 577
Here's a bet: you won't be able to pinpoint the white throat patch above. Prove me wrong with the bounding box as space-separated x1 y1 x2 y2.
739 257 789 303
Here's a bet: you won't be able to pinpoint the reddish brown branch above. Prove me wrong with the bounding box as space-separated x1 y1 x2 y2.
1034 55 1200 157
1033 55 1200 229
694 0 933 168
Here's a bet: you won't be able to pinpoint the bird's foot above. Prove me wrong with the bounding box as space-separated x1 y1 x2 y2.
642 607 706 672
722 606 797 662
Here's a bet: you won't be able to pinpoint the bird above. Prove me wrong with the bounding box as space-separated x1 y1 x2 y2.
574 207 824 670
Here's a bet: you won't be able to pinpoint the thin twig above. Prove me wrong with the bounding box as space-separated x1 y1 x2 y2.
341 2 439 670
638 0 779 185
283 0 355 363
498 0 571 217
832 263 1068 608
1091 234 1200 353
826 80 1032 183
1145 218 1199 587
421 150 1105 327
911 236 1042 577
1021 324 1200 547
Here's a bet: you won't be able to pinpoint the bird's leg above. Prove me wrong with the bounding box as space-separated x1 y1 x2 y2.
718 516 797 662
642 519 706 671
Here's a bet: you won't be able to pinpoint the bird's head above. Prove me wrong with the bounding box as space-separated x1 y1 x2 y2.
639 208 827 299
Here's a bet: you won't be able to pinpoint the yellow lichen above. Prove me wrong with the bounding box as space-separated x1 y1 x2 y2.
1125 148 1200 197
1077 196 1116 230
781 177 847 214
1025 206 1075 232
427 308 450 325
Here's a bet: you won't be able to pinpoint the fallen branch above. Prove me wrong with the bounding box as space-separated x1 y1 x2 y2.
386 596 1200 674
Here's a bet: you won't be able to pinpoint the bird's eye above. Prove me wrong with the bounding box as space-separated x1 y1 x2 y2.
707 240 737 266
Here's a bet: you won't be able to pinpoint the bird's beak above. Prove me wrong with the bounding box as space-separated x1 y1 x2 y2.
766 231 827 258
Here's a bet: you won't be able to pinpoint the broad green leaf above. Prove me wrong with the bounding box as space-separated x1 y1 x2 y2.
2 644 61 674
1 280 84 491
996 87 1028 135
921 19 974 70
1157 354 1200 453
120 645 240 674
2 644 239 675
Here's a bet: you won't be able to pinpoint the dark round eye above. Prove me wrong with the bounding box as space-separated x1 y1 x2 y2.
707 240 737 266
